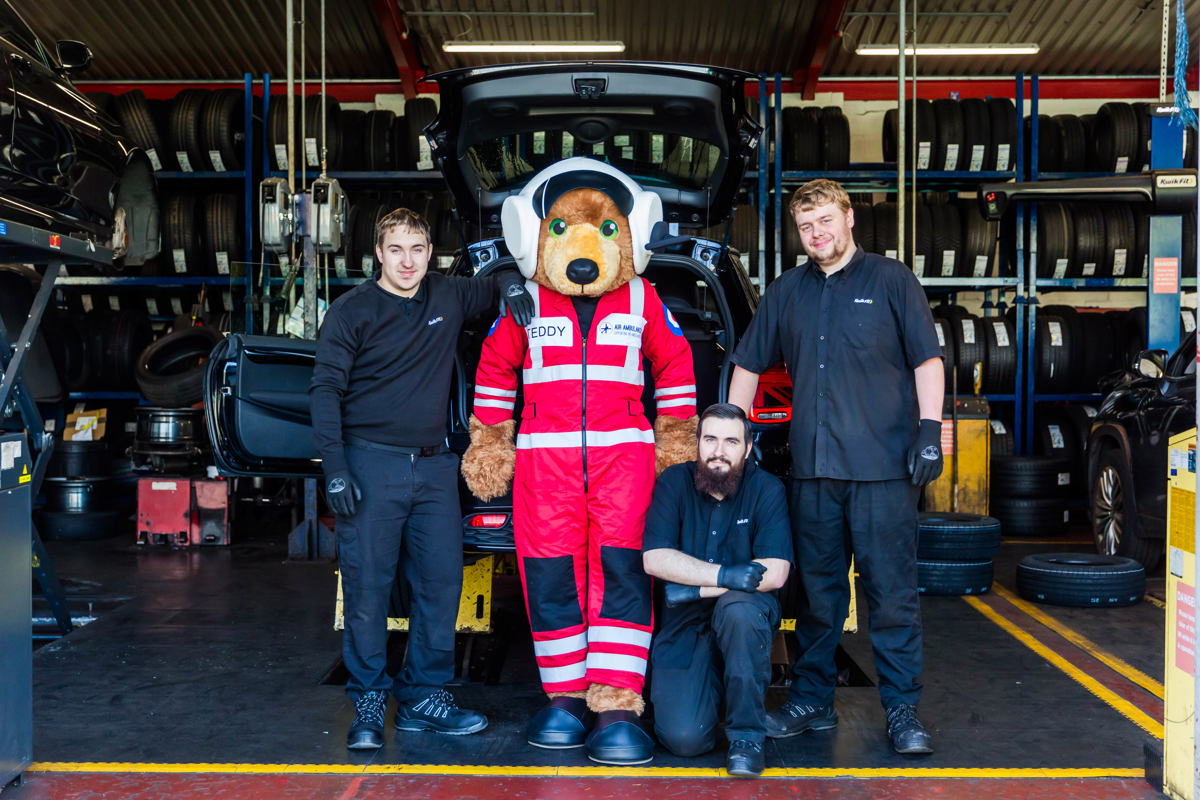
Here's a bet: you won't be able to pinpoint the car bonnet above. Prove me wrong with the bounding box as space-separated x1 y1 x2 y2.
425 61 762 230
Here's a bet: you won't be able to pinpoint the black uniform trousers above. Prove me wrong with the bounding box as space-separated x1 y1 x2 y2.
336 443 462 703
786 477 923 710
650 590 781 755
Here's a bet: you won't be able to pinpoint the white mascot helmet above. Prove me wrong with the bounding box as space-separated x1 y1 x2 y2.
500 156 664 279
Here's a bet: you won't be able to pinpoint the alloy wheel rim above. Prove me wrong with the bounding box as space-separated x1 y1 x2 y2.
1094 464 1124 555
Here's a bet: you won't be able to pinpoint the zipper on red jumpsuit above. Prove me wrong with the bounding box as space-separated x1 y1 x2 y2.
581 334 588 494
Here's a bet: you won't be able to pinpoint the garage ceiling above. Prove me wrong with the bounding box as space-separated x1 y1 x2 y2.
19 0 1200 89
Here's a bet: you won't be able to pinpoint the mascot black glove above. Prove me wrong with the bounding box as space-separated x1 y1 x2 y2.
324 469 362 517
497 273 534 328
907 419 944 487
717 561 767 592
663 583 703 607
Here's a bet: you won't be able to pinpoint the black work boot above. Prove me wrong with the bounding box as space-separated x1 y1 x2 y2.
764 701 838 739
584 710 655 765
346 690 387 750
886 703 933 754
726 739 765 777
527 696 596 748
395 688 488 735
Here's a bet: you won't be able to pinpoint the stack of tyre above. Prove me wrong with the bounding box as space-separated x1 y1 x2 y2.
990 454 1072 537
781 106 851 170
1030 201 1149 280
1023 102 1193 175
930 306 1016 397
882 97 1018 172
916 512 1002 596
37 436 121 540
267 95 438 172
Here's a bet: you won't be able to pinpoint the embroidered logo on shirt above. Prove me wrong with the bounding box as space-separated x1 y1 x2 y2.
427 315 445 326
737 518 750 525
854 298 873 304
595 313 644 347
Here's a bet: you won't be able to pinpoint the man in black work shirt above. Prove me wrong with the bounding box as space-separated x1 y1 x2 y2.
310 208 531 750
643 403 792 777
729 179 945 755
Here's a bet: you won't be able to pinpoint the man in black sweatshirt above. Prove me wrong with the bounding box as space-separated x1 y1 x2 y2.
310 208 531 750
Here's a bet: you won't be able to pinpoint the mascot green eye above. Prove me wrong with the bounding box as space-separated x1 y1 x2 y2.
549 218 567 237
600 220 619 239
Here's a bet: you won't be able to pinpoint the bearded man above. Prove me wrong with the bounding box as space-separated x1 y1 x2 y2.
641 403 793 777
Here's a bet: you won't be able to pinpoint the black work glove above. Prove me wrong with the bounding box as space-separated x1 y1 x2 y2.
717 561 767 592
664 582 703 607
497 273 533 328
907 419 944 487
324 469 362 517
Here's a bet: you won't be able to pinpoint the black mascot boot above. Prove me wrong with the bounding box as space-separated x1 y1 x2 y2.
584 710 655 765
527 696 596 748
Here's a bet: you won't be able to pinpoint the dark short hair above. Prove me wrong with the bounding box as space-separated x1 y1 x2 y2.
376 207 432 248
697 402 752 443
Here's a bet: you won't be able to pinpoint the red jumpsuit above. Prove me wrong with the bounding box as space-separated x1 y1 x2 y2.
473 277 696 693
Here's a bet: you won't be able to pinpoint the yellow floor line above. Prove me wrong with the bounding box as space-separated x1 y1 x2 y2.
990 583 1165 699
26 761 1145 779
1144 594 1167 611
964 595 1164 739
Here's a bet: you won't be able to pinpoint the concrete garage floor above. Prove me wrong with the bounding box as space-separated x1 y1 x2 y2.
3 510 1166 800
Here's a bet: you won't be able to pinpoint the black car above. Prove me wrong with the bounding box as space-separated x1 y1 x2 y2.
0 1 157 265
1086 330 1196 570
204 61 793 551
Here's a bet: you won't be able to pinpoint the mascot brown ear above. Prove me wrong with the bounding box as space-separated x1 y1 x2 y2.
502 156 663 277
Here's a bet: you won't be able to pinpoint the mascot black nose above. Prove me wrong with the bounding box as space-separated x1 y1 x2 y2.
566 258 599 286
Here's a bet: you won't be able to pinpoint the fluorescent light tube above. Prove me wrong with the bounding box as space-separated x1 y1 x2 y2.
442 41 626 54
855 43 1040 56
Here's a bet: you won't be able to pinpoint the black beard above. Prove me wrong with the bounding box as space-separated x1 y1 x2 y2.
694 457 744 497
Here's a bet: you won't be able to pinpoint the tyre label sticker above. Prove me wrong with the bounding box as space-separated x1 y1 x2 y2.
935 323 945 347
1057 471 1070 486
305 137 319 167
146 148 162 171
361 256 374 277
533 132 545 155
81 294 92 313
941 250 956 276
885 249 898 259
961 319 976 344
1082 261 1096 277
969 144 985 171
989 419 1007 434
592 142 605 156
216 251 230 275
1115 156 1129 173
1053 258 1069 279
170 297 183 315
1183 309 1196 332
974 254 989 277
651 134 664 164
176 151 193 172
1047 424 1065 449
107 296 120 312
334 255 347 278
172 247 188 274
614 135 630 147
917 141 932 169
274 144 288 170
995 144 1011 171
1048 320 1063 346
145 297 159 316
418 138 434 171
1112 248 1127 276
993 320 1009 347
562 132 575 159
913 254 926 276
209 150 226 172
943 143 959 171
152 481 178 491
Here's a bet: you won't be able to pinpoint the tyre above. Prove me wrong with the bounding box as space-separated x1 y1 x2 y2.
873 201 898 256
990 455 1073 498
203 194 242 277
1035 314 1074 392
985 98 1018 171
113 90 166 170
1015 553 1145 607
882 99 936 169
959 98 990 171
958 199 997 279
982 316 1016 393
1027 115 1063 172
304 94 343 170
1053 114 1087 172
931 99 964 171
1102 203 1136 279
989 417 1015 457
163 193 203 275
1070 203 1108 279
403 97 437 170
364 109 397 170
135 325 225 407
167 89 208 172
933 317 958 391
1035 202 1074 279
1089 444 1163 570
990 495 1071 537
199 89 246 171
930 203 962 278
917 513 1002 560
851 203 874 255
819 106 850 169
1093 102 1139 173
918 559 993 596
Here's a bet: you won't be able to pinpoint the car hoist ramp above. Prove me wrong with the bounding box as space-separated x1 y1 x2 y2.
334 554 497 634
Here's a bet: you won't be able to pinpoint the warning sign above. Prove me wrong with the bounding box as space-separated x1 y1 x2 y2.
1177 582 1195 676
1153 257 1180 294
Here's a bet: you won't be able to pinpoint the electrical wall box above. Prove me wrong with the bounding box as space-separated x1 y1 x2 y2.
310 177 346 254
259 178 293 253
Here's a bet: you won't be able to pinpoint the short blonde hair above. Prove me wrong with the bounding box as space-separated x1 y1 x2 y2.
788 179 852 217
376 207 432 248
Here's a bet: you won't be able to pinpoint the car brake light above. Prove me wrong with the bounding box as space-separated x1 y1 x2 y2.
750 364 792 424
468 513 509 529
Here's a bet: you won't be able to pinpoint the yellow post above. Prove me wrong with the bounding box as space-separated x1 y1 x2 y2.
1165 428 1196 800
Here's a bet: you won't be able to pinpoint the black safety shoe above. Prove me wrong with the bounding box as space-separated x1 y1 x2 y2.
527 696 596 748
764 701 838 739
584 710 655 765
395 688 488 735
886 703 933 754
346 690 387 750
726 739 765 777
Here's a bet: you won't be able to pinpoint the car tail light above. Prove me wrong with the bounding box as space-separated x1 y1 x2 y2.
750 364 792 424
468 513 509 528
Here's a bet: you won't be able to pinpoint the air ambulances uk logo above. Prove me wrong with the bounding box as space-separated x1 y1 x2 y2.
595 313 645 347
526 316 572 347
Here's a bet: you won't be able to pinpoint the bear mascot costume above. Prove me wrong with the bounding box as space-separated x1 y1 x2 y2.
461 157 698 765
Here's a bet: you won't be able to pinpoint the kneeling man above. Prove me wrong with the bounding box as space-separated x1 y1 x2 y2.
642 403 792 777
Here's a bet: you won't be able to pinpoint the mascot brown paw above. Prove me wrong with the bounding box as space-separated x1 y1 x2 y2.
526 690 593 749
584 684 653 765
461 416 515 501
654 414 699 476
